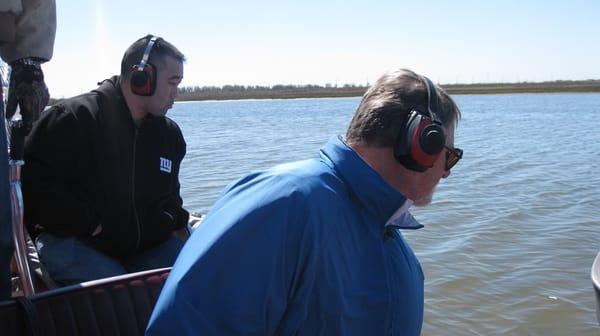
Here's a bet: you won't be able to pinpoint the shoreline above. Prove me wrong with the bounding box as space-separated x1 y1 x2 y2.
175 80 600 102
49 80 600 104
441 80 600 95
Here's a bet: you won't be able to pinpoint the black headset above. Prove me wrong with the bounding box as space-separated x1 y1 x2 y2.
130 35 159 96
393 75 446 172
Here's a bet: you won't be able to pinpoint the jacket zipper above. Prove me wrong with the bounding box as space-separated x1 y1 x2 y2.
132 128 141 250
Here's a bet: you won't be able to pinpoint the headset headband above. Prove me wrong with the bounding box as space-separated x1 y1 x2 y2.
138 36 158 69
421 75 442 124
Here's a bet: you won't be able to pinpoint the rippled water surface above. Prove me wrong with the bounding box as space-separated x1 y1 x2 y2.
168 93 600 335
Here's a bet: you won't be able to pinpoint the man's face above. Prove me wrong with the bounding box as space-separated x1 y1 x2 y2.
145 55 183 117
412 122 456 206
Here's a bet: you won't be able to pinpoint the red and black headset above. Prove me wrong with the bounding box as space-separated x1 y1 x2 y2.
129 35 160 96
393 75 446 172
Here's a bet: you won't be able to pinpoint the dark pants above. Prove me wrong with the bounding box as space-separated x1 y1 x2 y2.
0 71 13 299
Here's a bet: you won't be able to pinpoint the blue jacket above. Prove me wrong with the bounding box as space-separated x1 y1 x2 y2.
147 136 425 335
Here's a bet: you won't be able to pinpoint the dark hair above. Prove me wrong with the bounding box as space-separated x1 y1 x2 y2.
345 68 460 147
120 34 185 79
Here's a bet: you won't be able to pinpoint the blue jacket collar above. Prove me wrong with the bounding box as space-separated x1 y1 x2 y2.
320 136 423 230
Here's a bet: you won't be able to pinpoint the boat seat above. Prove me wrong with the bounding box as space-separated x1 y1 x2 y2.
0 267 170 336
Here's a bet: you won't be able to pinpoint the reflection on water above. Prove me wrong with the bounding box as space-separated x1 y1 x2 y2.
169 94 600 335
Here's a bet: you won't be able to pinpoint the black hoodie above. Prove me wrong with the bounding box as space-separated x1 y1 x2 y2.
22 76 188 258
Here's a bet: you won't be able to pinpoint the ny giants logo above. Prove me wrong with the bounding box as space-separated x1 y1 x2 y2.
159 157 172 173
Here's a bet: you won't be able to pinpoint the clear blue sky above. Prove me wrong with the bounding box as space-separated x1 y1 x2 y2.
44 0 600 98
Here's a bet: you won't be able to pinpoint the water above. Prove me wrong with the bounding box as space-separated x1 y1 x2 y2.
168 93 600 335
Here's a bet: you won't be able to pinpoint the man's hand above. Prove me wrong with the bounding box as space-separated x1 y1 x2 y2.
6 58 49 134
173 226 190 242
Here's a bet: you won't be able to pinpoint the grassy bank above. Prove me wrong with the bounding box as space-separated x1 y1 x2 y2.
175 80 600 102
443 80 600 95
48 80 600 104
176 85 366 101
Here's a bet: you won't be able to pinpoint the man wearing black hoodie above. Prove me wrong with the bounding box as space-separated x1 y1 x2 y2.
22 34 189 286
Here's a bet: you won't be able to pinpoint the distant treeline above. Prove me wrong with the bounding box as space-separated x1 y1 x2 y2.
175 79 600 101
48 79 600 105
442 79 600 95
177 84 367 101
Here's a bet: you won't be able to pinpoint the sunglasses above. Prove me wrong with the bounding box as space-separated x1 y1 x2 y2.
444 145 463 171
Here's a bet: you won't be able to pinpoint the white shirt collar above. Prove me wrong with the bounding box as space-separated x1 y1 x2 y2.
384 199 424 230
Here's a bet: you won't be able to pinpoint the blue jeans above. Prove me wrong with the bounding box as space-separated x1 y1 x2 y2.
36 233 184 286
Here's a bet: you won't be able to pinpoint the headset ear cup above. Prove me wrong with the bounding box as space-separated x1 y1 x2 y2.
130 63 156 96
410 118 444 168
395 110 420 157
395 110 427 172
131 67 148 88
420 123 445 155
395 110 446 172
145 63 156 95
394 74 447 172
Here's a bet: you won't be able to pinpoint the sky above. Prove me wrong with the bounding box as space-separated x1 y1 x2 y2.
42 0 600 98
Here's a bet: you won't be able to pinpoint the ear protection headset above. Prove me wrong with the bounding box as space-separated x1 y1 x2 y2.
394 75 446 172
130 36 159 96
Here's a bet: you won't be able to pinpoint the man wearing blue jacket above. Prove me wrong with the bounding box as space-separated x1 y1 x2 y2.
147 68 462 335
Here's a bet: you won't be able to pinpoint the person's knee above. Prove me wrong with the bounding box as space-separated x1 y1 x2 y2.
36 233 126 285
125 235 184 272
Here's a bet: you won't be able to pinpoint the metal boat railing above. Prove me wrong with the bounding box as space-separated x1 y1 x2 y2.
1 61 12 300
591 251 600 324
2 61 36 297
9 156 35 296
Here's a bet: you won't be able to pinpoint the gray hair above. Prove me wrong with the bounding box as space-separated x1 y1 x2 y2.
345 68 460 147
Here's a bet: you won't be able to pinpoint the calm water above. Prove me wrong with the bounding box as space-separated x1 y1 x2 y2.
168 94 600 335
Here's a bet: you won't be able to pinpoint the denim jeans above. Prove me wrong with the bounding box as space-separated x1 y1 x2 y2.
36 232 184 286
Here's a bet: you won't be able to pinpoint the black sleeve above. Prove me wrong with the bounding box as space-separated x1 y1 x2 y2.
164 129 188 230
22 105 98 237
146 124 188 237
